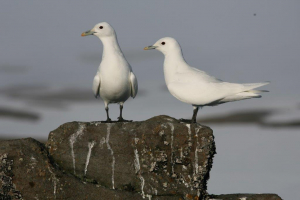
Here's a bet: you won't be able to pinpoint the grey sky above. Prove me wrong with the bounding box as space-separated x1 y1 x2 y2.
0 1 299 199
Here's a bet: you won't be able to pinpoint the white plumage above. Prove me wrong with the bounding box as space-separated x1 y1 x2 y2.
82 22 138 122
144 37 269 123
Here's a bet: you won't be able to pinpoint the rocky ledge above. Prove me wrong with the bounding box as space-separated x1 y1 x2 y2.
0 115 282 200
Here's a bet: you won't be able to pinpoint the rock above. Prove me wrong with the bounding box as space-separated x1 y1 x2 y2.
208 193 282 200
46 115 216 199
0 115 283 200
0 138 179 199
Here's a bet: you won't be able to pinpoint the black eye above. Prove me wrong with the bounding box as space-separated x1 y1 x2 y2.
99 26 103 29
161 42 165 45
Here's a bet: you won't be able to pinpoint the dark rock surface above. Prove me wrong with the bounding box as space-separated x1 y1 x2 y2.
0 115 283 200
0 138 179 200
208 193 282 200
46 115 216 199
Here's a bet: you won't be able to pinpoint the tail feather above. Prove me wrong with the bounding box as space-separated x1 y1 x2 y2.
217 90 264 104
247 89 269 93
207 81 270 106
242 81 270 90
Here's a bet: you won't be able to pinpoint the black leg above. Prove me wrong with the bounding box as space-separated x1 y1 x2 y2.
191 106 199 123
180 106 199 124
101 107 111 123
118 104 123 121
118 104 132 122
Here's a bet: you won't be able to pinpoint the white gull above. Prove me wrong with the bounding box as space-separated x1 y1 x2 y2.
144 37 269 123
82 22 138 122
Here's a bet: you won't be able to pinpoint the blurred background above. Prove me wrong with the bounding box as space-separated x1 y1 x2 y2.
0 1 299 199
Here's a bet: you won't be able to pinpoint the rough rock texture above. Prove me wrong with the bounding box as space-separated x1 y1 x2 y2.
0 115 283 200
0 138 179 200
46 115 216 199
208 193 282 200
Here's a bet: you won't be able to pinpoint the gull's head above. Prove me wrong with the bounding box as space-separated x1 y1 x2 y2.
144 37 181 55
81 22 115 38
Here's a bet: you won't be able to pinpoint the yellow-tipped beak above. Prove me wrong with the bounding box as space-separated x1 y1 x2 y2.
81 30 95 37
144 46 157 50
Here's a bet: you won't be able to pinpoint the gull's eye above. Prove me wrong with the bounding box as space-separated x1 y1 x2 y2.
161 42 165 45
99 26 103 29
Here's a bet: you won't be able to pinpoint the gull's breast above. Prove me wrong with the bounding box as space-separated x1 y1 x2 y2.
99 63 131 103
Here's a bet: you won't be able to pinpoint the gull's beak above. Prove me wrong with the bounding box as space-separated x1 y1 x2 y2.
144 46 157 50
81 29 95 37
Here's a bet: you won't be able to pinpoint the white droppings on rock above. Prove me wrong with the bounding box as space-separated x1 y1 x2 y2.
239 198 247 200
167 122 175 175
159 130 164 136
195 127 201 134
47 166 59 199
194 128 200 175
106 123 115 189
181 175 190 188
161 123 168 129
94 121 105 126
84 140 96 175
134 137 139 145
134 149 141 174
69 124 85 174
149 162 156 172
179 147 185 170
134 148 146 198
186 124 192 146
165 117 174 122
163 182 168 188
140 176 146 198
29 155 37 169
99 137 106 149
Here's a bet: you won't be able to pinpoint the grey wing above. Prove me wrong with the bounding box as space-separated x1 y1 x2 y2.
92 73 101 98
130 72 138 98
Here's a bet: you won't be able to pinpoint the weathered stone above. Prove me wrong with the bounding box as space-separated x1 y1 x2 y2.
0 138 181 199
0 115 283 200
208 193 282 200
46 115 216 199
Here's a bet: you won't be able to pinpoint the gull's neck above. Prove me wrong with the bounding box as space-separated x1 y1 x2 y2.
164 48 187 67
163 48 189 84
99 35 124 60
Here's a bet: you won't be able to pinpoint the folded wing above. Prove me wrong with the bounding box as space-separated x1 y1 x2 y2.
92 72 101 98
130 72 138 98
168 80 269 106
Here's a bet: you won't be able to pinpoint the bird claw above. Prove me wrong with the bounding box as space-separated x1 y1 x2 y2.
179 118 196 124
117 117 132 122
101 118 112 123
179 118 191 123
